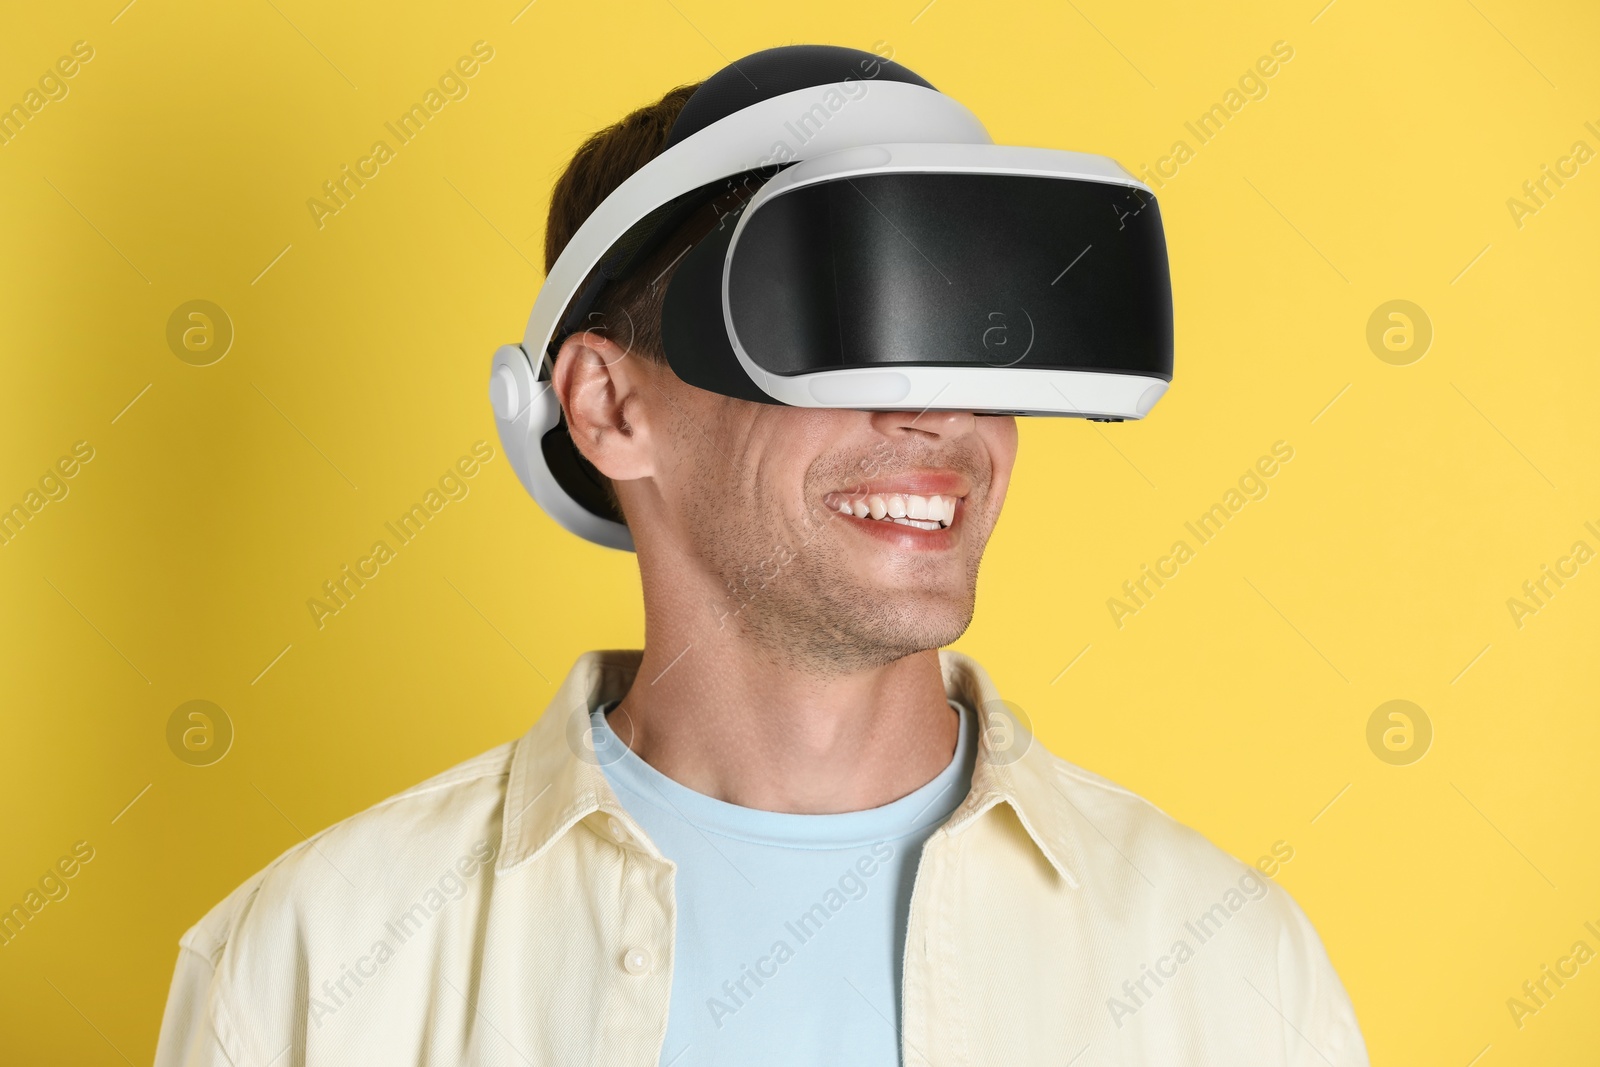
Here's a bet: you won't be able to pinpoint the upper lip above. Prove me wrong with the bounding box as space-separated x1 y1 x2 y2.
828 469 973 499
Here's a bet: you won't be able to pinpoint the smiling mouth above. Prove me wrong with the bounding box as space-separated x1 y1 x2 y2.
821 491 961 530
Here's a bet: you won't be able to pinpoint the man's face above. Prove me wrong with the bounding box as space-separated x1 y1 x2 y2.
633 367 1018 674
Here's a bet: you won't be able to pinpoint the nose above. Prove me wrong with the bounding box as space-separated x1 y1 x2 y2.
868 407 977 439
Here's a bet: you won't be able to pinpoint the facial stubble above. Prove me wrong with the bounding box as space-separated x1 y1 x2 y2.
690 438 992 678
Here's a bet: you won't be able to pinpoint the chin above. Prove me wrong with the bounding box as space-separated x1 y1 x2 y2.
861 598 975 658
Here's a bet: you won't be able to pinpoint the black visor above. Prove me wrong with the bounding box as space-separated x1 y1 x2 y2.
663 170 1172 399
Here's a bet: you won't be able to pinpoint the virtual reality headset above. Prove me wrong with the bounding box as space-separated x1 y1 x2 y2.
490 44 1174 551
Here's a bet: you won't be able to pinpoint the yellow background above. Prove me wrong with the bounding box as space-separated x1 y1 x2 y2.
2 0 1597 1062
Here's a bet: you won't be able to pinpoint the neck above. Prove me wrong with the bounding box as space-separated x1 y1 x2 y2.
609 620 960 815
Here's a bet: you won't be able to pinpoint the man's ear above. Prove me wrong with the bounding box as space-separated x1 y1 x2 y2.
550 330 657 482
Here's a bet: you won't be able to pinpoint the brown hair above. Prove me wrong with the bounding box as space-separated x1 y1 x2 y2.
540 82 705 524
543 82 701 364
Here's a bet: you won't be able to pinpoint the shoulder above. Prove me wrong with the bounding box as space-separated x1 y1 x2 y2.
1025 747 1367 1061
1023 742 1329 970
177 740 516 969
1037 748 1259 887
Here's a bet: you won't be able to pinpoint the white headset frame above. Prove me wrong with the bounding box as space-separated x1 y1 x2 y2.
489 80 1167 550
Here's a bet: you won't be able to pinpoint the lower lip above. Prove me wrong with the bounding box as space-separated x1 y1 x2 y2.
826 503 961 550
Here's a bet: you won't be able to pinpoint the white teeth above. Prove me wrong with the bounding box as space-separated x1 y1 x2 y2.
826 491 960 528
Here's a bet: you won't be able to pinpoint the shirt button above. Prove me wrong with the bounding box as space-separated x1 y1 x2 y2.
607 817 629 844
623 947 652 975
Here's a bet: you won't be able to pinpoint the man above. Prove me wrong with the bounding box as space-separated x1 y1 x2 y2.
155 45 1368 1066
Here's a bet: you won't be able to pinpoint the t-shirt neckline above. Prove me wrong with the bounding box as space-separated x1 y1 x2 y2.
588 697 975 850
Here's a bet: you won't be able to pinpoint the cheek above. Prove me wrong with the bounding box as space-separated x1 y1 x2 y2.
760 411 845 502
984 417 1020 497
670 400 769 520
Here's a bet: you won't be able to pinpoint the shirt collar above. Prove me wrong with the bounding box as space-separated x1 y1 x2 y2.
498 649 1080 887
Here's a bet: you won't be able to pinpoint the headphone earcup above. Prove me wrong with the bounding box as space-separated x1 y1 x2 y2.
487 344 635 552
489 344 550 503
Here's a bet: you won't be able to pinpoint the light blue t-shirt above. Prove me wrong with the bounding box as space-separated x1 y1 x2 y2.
590 697 976 1067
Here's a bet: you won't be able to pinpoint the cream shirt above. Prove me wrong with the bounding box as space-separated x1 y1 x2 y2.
154 649 1370 1066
